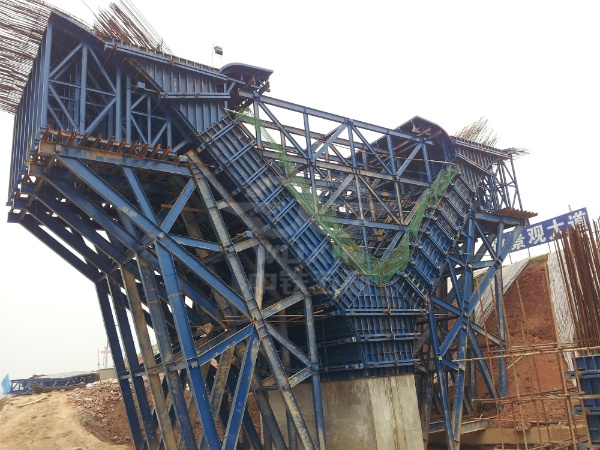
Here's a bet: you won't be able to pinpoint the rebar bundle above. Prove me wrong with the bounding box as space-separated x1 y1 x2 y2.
0 0 170 114
556 219 600 349
454 116 500 147
0 0 53 114
93 0 172 54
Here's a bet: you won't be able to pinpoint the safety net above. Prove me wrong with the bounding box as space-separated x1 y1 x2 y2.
236 108 457 284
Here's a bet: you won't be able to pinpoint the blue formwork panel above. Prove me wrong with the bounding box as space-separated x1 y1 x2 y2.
197 116 477 380
576 355 600 446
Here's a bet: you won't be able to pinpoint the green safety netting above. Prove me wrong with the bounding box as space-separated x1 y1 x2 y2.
236 108 457 285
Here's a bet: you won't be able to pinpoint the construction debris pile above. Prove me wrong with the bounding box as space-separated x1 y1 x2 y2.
68 382 132 446
31 382 85 394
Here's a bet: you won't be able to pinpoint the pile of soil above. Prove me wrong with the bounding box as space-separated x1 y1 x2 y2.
67 380 262 446
0 391 131 450
69 382 132 445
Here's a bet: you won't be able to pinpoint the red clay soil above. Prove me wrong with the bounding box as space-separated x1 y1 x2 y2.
69 383 134 445
477 255 571 428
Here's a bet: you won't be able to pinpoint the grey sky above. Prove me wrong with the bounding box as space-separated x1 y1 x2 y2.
1 0 599 389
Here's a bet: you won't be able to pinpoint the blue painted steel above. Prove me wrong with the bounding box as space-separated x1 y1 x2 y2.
575 355 600 446
95 283 145 450
1 374 10 395
9 373 97 396
107 280 161 450
4 12 533 450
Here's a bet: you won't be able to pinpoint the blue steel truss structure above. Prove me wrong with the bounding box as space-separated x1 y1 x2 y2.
10 373 97 395
5 11 534 450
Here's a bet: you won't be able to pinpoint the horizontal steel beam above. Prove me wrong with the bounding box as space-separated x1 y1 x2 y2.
261 148 431 187
161 92 230 100
37 141 188 175
475 211 528 226
239 91 433 144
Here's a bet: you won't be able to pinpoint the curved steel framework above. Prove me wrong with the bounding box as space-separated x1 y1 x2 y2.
6 11 531 450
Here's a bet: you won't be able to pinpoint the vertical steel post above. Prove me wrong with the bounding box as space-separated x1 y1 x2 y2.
221 329 260 450
451 216 474 445
41 23 52 128
136 258 198 450
126 73 131 141
495 222 508 398
422 144 432 182
422 344 435 447
79 44 87 132
121 267 178 450
147 94 151 144
94 282 144 450
107 280 160 450
428 305 455 450
115 66 122 141
387 134 404 220
510 156 523 210
155 245 221 450
280 306 297 450
304 296 326 450
255 245 266 309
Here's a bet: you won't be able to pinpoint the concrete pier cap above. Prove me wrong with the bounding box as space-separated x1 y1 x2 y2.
266 374 424 450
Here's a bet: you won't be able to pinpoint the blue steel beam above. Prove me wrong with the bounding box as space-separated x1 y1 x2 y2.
45 149 314 449
107 280 161 450
52 155 251 319
155 244 222 450
121 267 179 450
95 283 145 450
450 215 475 445
427 305 454 447
238 91 433 144
136 257 198 450
41 177 223 322
221 329 260 450
37 141 190 175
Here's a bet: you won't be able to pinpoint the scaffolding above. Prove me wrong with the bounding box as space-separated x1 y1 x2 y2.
451 219 600 449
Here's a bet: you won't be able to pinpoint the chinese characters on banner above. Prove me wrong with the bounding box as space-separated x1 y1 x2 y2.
502 208 589 253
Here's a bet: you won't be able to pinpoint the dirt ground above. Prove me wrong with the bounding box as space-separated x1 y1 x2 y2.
0 391 133 450
67 380 261 444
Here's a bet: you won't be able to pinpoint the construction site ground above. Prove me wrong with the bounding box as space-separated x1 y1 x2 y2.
0 388 132 450
0 255 581 449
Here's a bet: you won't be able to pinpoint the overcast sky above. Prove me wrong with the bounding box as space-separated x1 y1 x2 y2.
1 0 599 388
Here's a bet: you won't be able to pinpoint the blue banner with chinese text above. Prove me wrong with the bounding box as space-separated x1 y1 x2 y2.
503 207 589 253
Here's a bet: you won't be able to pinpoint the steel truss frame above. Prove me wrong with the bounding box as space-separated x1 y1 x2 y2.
235 91 445 253
5 13 532 450
417 212 526 450
18 135 327 450
9 373 97 395
475 156 523 212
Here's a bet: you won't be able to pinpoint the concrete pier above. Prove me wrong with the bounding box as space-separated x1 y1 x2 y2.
266 374 424 450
